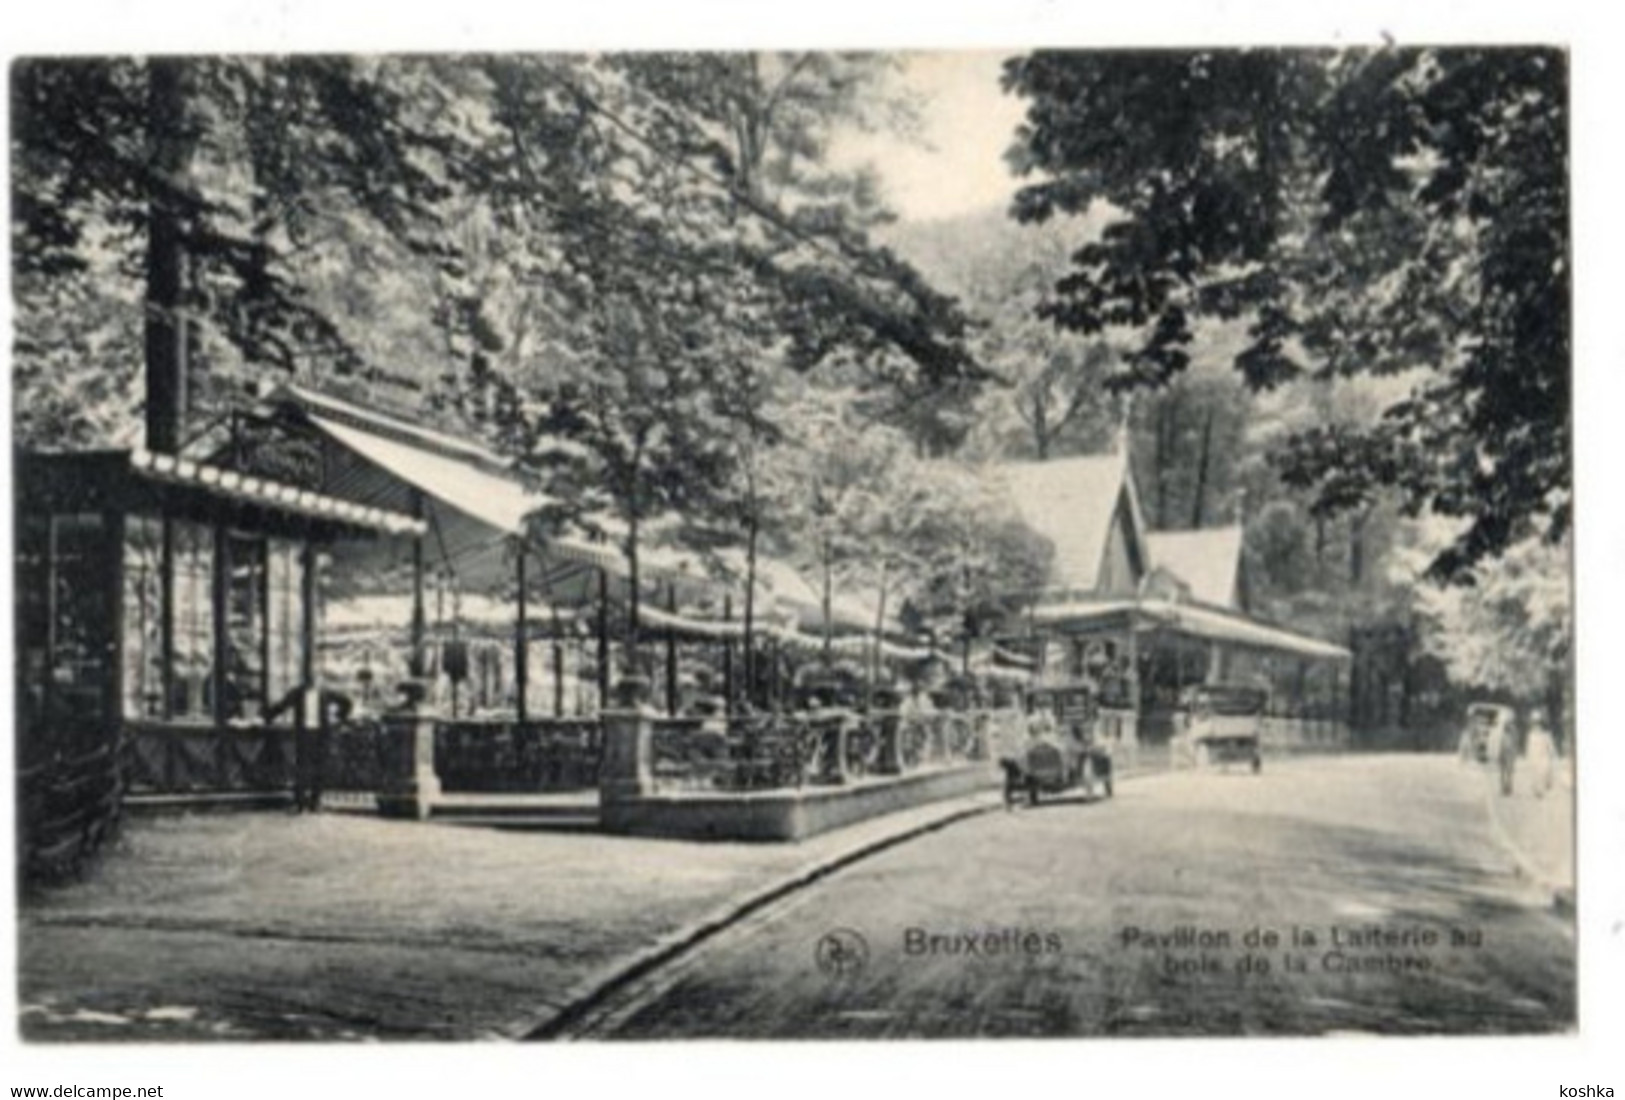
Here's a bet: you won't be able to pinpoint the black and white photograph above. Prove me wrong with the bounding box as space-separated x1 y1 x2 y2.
5 1 1618 1091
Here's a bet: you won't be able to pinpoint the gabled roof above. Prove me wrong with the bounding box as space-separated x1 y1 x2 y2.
995 451 1146 594
1146 525 1246 609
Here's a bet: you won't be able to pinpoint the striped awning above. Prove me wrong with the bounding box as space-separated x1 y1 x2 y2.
299 411 699 586
128 449 425 536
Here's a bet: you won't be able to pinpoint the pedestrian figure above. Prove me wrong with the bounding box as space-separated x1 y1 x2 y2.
1491 713 1519 797
1525 712 1557 798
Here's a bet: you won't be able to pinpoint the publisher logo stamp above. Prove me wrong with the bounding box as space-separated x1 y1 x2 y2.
815 928 869 978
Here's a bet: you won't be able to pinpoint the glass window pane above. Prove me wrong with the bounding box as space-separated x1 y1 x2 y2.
48 513 114 732
122 515 164 719
224 533 267 722
264 540 305 724
16 514 52 736
170 521 214 722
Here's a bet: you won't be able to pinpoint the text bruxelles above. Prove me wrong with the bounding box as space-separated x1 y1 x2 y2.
903 927 1063 957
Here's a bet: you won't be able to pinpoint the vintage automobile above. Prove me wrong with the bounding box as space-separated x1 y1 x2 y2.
998 682 1114 807
1459 703 1517 766
1180 683 1267 773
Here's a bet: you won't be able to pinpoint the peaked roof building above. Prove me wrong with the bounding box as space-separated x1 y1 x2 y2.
985 448 1346 663
1144 525 1248 611
997 451 1149 597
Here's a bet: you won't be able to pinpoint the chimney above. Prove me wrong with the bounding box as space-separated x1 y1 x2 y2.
143 58 193 456
1114 393 1135 456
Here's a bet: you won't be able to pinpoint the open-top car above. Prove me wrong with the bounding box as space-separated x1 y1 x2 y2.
1459 703 1517 765
999 682 1114 807
1180 683 1267 773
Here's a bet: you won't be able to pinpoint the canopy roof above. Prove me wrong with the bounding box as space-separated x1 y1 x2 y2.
1032 597 1348 661
1140 601 1349 661
269 385 917 639
17 449 425 540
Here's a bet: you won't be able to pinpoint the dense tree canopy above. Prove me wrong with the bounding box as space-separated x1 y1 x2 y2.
1003 47 1570 581
11 54 987 448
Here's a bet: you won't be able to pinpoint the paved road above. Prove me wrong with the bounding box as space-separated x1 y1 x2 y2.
571 755 1575 1038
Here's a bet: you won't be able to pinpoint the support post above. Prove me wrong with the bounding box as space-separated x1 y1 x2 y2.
514 540 528 723
596 567 610 711
159 518 175 720
103 510 126 739
552 627 565 718
722 594 734 714
296 541 322 811
875 703 904 775
1126 616 1140 720
410 491 426 678
665 583 678 717
211 525 230 731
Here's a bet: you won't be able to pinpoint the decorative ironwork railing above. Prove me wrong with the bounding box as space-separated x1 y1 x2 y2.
433 717 602 793
19 737 124 885
647 708 999 795
324 717 388 799
122 721 296 795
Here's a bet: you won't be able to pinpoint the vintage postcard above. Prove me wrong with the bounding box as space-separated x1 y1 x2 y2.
5 3 1615 1095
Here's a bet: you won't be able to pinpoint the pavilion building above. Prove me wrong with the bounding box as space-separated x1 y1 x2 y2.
990 448 1352 757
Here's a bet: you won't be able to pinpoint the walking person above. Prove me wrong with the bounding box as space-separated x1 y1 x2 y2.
1525 711 1558 798
1492 713 1519 797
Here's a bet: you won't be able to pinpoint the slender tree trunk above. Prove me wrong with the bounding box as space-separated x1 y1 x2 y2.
743 508 758 707
1154 394 1174 528
821 532 833 667
625 513 640 677
871 563 889 709
1032 394 1051 460
624 455 643 682
1190 405 1215 529
1349 509 1367 585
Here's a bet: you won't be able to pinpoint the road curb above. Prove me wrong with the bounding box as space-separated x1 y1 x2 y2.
1482 782 1574 917
501 764 1182 1040
501 789 1009 1040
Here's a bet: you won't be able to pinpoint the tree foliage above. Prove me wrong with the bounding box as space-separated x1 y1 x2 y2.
1402 528 1570 707
12 56 469 422
1003 47 1569 581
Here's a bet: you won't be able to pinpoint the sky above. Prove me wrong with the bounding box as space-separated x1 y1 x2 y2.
828 50 1029 224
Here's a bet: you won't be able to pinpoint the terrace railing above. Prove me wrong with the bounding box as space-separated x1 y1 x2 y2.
19 737 123 884
122 720 296 796
644 707 997 795
432 717 602 793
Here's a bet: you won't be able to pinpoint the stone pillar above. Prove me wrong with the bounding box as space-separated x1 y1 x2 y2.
377 702 440 820
932 713 951 763
875 712 904 775
811 713 849 785
599 676 656 804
